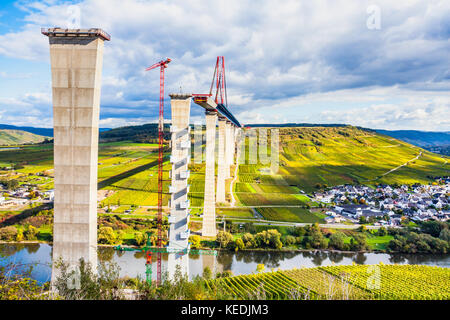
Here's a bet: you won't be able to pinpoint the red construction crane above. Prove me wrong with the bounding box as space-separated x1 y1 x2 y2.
210 56 227 107
145 57 171 286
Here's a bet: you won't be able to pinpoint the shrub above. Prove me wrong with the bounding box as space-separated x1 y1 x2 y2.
329 232 346 250
24 225 38 240
283 235 296 246
189 235 201 248
235 238 245 251
254 229 282 249
0 226 18 241
98 227 117 245
242 233 255 248
134 232 147 246
202 267 212 280
216 231 233 248
16 229 24 242
350 234 368 251
377 227 387 236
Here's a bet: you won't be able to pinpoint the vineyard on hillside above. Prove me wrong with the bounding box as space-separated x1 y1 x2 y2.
319 264 450 300
205 265 450 300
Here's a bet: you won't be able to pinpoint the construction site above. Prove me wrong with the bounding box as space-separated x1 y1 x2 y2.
42 27 242 286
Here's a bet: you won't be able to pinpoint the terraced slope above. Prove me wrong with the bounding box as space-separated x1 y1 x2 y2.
206 265 450 300
234 126 448 222
238 126 449 194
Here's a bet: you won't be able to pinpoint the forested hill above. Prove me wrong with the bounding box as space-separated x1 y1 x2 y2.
99 123 167 143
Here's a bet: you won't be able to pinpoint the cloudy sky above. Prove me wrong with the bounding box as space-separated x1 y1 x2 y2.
0 0 449 130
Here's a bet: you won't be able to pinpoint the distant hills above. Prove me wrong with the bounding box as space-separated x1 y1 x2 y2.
0 129 48 145
0 124 111 138
375 129 450 147
241 126 449 193
0 124 53 137
1 122 450 153
99 123 162 143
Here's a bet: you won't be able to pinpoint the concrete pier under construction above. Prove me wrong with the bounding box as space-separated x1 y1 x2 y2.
201 111 218 237
42 27 110 282
167 94 192 279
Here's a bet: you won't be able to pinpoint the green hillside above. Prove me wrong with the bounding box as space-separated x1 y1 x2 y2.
234 126 449 221
0 129 48 146
238 126 449 192
0 125 448 224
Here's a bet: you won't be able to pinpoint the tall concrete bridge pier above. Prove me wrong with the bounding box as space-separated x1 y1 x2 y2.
167 94 192 279
202 111 218 236
192 96 241 237
42 27 110 282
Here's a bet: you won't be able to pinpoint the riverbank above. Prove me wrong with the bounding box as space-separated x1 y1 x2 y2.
0 239 445 256
1 243 449 286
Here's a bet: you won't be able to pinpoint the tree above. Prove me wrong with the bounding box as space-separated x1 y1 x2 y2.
189 235 201 248
0 226 18 241
98 227 117 245
216 231 233 248
255 229 283 249
24 225 38 241
377 227 387 236
420 221 446 238
116 230 124 244
134 232 147 246
329 232 345 250
235 238 245 251
16 229 24 242
242 233 255 248
283 235 296 246
310 231 328 249
439 229 450 242
350 234 368 251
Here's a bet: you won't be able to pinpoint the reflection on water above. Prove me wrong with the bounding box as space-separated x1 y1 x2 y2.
1 244 449 284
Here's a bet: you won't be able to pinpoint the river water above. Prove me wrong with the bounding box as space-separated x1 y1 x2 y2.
1 243 449 284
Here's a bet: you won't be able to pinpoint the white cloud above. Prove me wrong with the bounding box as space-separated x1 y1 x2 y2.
0 0 448 130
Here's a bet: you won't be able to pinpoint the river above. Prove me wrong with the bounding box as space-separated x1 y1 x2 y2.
1 243 449 284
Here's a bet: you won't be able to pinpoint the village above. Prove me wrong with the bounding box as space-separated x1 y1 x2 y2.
314 177 450 226
0 183 54 208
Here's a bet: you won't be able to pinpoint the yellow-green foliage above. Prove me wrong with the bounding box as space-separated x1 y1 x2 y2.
207 271 314 300
319 264 450 300
239 126 449 193
207 265 450 300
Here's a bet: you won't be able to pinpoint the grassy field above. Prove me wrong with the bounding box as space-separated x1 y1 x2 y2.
207 265 450 300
